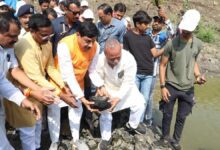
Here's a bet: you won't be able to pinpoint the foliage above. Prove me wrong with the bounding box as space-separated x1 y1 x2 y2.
195 23 216 43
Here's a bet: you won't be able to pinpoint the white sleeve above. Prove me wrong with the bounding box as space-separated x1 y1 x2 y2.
165 19 175 37
7 48 19 69
89 44 104 87
0 72 25 106
57 43 84 99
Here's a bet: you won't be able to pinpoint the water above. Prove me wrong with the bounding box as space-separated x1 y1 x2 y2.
153 77 220 150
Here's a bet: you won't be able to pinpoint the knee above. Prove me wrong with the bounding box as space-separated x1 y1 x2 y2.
100 112 112 122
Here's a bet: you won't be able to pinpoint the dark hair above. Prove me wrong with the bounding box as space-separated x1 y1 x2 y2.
43 8 57 19
97 3 112 15
133 10 152 27
77 21 99 38
0 5 15 14
28 14 51 31
63 0 80 9
50 0 59 5
39 0 50 5
0 12 21 34
114 3 126 13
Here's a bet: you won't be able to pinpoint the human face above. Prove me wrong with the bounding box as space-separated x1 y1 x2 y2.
0 23 20 48
49 0 56 8
136 22 149 34
152 20 163 32
40 2 49 12
65 3 80 24
181 30 192 40
98 9 112 25
32 26 53 45
113 11 125 20
19 14 32 31
77 33 97 51
105 45 121 67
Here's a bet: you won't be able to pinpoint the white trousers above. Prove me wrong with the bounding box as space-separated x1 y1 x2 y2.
0 100 14 150
47 100 83 143
100 102 145 141
18 119 42 150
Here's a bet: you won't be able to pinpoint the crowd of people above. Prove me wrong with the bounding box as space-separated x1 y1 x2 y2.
0 0 206 150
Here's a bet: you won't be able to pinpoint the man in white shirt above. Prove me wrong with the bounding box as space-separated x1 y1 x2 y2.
0 71 41 150
0 12 53 150
91 38 146 150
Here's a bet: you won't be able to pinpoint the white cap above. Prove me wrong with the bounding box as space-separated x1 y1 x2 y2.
81 0 88 7
0 1 7 7
179 9 201 32
82 9 94 19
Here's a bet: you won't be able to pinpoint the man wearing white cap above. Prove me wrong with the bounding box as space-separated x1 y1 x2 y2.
159 9 206 150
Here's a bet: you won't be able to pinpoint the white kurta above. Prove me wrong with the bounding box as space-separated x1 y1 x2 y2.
91 49 145 112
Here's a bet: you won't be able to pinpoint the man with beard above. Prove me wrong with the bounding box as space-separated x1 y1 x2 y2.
145 8 174 126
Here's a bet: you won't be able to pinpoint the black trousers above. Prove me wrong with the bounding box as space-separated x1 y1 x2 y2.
159 84 195 143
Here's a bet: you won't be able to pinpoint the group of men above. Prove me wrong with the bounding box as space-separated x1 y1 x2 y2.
0 0 206 150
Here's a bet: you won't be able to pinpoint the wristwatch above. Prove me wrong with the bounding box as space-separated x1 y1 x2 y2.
160 84 166 89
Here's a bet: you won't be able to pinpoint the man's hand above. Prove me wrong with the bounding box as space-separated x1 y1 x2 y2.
195 75 206 85
108 97 120 112
96 86 110 98
31 88 56 105
21 98 41 120
81 97 100 113
60 92 78 108
161 87 170 103
158 7 168 21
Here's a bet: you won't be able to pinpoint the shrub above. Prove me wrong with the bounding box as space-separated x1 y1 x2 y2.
195 23 216 43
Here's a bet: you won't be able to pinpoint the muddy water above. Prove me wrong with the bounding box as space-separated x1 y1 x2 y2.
153 77 220 150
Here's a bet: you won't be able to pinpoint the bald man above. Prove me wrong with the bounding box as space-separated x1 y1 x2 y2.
90 38 146 150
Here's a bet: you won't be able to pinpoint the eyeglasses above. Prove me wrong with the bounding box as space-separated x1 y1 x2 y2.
40 33 54 40
68 9 80 15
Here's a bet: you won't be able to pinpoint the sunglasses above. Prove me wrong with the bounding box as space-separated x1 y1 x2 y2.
68 9 80 15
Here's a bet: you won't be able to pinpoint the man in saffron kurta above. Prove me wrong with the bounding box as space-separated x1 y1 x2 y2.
51 21 100 148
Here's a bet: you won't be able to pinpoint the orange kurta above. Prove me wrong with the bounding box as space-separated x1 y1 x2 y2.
53 33 97 90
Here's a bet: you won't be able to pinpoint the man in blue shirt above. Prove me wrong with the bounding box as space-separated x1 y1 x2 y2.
145 8 174 126
97 3 126 53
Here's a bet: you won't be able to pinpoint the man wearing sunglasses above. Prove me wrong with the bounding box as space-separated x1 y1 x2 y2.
51 0 81 57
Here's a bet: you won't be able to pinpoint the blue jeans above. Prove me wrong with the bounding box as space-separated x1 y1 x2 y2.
135 74 153 122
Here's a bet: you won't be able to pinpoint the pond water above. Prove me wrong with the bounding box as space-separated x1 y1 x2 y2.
153 77 220 150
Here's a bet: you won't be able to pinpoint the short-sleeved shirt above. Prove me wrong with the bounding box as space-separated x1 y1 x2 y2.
97 18 126 53
163 35 203 91
123 30 155 75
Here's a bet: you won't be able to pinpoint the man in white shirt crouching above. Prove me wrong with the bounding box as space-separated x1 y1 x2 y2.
91 38 146 150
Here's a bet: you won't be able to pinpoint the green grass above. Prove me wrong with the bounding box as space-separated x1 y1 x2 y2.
195 23 216 43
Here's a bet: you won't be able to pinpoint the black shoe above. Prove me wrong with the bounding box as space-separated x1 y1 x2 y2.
126 123 146 134
170 141 182 150
98 140 110 150
153 136 171 147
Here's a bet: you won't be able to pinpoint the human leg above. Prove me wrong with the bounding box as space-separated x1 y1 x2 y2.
68 101 83 142
173 89 195 143
47 104 61 143
145 76 157 124
99 110 112 141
